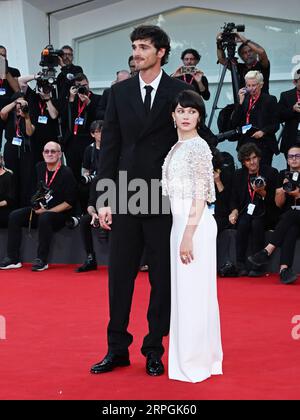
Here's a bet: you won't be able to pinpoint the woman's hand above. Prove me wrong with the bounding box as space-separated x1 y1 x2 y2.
179 233 194 265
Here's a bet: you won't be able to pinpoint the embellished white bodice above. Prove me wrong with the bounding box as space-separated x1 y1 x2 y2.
162 136 215 202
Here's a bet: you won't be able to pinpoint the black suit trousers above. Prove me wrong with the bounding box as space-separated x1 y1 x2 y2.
107 213 172 357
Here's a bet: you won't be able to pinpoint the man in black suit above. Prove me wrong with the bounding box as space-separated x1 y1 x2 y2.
90 25 190 376
278 69 300 156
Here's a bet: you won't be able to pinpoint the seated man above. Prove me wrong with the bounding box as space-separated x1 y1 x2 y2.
248 145 300 284
75 176 108 273
229 143 278 276
0 152 15 227
0 141 77 271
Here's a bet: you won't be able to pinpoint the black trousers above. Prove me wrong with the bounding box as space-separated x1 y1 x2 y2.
236 213 265 264
269 209 300 267
107 213 172 357
80 213 94 255
0 207 11 228
7 207 67 262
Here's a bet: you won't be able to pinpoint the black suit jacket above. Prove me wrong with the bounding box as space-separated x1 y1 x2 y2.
278 88 300 154
231 93 280 154
97 71 191 214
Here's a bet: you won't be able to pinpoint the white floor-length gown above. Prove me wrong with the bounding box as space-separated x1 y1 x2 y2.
162 136 223 383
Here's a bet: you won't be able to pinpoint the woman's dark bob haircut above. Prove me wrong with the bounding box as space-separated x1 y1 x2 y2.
171 89 206 127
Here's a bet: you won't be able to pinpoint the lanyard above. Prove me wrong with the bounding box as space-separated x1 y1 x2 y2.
39 101 47 116
45 162 61 187
183 74 195 85
16 116 22 137
246 94 260 124
248 173 258 203
0 79 3 88
73 95 90 136
297 90 300 103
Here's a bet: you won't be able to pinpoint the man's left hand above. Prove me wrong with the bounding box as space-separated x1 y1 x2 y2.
251 130 264 139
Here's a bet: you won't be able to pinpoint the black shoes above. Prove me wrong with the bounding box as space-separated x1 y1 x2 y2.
248 249 270 267
90 352 130 374
32 258 48 271
280 268 298 285
76 254 97 273
0 257 22 270
248 269 266 277
146 352 164 376
236 262 248 277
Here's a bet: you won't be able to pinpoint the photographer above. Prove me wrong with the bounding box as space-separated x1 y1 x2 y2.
61 73 101 181
18 74 60 158
278 69 300 156
0 153 15 227
56 45 83 99
230 70 280 166
0 141 77 272
216 29 270 93
229 143 278 276
0 46 20 149
248 145 300 284
172 48 210 100
78 120 103 213
0 92 36 206
75 176 109 273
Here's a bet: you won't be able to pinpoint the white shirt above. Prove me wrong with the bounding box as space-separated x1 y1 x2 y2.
139 70 163 109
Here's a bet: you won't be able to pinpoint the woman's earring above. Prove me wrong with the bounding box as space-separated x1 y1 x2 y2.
173 120 177 128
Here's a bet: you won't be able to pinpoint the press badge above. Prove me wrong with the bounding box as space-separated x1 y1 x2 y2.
12 137 23 146
75 117 85 126
298 123 300 131
247 203 256 215
242 124 252 134
38 116 48 124
0 88 6 96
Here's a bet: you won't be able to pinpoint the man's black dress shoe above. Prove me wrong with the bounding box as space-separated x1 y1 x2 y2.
76 254 97 273
90 352 130 374
146 353 164 376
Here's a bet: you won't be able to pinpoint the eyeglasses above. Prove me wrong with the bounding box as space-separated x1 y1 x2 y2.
287 153 300 160
43 149 59 154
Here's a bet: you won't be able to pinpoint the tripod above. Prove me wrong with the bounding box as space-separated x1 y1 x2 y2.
208 45 241 129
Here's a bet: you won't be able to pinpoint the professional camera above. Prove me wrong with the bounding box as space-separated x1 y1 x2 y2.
77 86 89 95
220 22 245 57
282 171 300 193
250 175 266 189
20 104 29 114
181 66 197 74
31 181 53 211
40 45 63 69
218 261 238 277
81 173 96 185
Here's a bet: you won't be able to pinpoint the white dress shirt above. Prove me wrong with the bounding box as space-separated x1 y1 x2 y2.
139 70 163 109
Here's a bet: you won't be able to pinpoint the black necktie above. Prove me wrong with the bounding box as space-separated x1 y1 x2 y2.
144 85 153 114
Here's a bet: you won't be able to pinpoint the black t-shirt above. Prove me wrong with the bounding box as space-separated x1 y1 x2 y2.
175 74 210 100
277 169 300 212
237 60 270 94
25 86 60 147
82 143 100 174
35 161 77 210
0 170 15 208
4 112 32 148
0 66 21 128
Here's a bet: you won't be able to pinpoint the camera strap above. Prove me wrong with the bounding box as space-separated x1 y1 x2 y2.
246 95 260 124
45 162 61 187
15 116 22 138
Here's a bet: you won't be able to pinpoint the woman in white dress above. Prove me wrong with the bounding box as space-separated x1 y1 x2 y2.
162 90 223 383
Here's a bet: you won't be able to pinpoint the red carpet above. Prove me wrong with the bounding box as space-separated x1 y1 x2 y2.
0 266 299 400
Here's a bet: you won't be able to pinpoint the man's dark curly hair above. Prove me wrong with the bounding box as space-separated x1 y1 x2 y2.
130 25 171 66
238 143 262 163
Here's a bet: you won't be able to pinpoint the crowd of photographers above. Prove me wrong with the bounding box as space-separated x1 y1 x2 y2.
0 26 300 283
